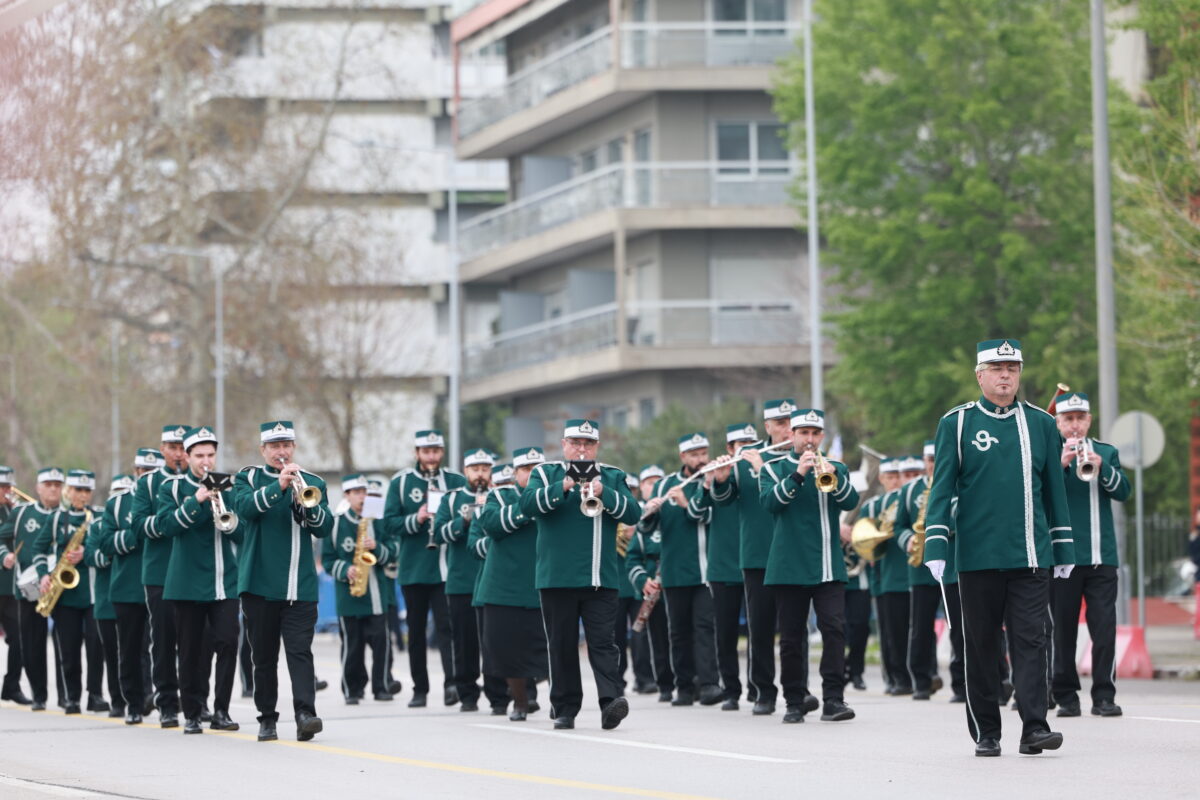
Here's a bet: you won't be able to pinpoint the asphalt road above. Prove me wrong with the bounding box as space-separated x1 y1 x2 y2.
1 632 1196 800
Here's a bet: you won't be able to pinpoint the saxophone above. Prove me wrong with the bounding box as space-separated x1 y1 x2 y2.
907 484 932 567
36 509 92 617
348 515 377 598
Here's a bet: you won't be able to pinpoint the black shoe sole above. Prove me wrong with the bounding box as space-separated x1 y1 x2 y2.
257 732 278 742
975 749 1001 757
1019 732 1063 755
601 698 629 730
820 709 855 722
297 716 323 742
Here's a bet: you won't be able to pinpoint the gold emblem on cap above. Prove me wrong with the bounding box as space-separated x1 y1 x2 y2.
691 433 704 443
743 425 755 436
174 426 187 438
272 422 287 434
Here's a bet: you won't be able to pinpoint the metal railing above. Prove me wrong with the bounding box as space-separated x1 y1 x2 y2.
464 299 805 379
458 161 797 260
458 27 613 139
621 22 802 69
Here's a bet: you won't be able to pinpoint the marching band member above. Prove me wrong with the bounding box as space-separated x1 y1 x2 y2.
923 339 1073 757
1050 391 1130 718
87 475 133 718
156 426 242 734
854 462 900 693
873 457 912 695
232 420 334 742
637 432 725 708
133 425 189 728
470 462 520 715
712 399 796 715
104 449 160 723
436 447 495 713
0 466 31 705
758 409 859 724
382 429 462 709
896 452 948 700
520 419 641 730
477 447 550 721
626 465 674 702
322 474 395 705
613 474 644 695
36 469 97 714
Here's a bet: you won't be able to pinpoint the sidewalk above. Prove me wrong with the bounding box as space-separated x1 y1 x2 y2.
1146 623 1200 679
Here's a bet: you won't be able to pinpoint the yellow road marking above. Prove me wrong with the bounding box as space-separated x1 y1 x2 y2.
1 703 721 799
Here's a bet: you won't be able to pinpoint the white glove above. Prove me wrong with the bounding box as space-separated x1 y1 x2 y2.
926 559 946 583
1053 564 1074 579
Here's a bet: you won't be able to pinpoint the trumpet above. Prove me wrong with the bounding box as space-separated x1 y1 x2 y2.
580 482 603 518
1074 438 1098 482
805 445 837 493
423 472 443 550
201 469 239 532
278 457 322 508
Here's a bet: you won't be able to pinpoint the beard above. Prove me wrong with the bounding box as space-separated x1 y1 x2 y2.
469 477 490 492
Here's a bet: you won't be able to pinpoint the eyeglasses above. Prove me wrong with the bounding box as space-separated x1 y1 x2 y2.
983 364 1022 374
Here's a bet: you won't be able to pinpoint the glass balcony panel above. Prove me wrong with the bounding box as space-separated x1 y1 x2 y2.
464 304 618 379
621 23 800 69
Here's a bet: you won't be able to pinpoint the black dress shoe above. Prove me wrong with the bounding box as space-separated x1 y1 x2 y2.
160 712 179 728
296 711 323 742
509 709 527 722
820 700 855 722
803 694 820 713
109 705 126 719
184 718 203 734
1091 700 1122 717
671 692 695 707
64 702 81 715
553 716 575 730
1056 702 1081 717
388 680 402 695
975 738 1001 757
374 691 394 702
721 699 739 711
31 700 46 711
781 706 805 724
913 690 932 701
698 685 723 706
851 676 867 691
491 705 508 716
257 719 278 742
2 689 32 705
200 708 212 723
459 700 479 712
87 695 110 713
125 711 142 725
444 687 459 707
241 689 253 699
1019 729 1063 755
949 694 967 704
527 701 540 714
345 697 360 705
210 710 239 731
634 684 657 695
752 701 776 716
657 690 673 703
315 679 328 692
601 697 629 730
408 693 427 708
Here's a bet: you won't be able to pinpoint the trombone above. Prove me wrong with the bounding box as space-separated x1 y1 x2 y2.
278 457 322 508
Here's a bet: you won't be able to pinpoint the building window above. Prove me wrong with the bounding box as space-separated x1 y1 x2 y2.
578 148 598 175
638 397 656 424
716 121 789 176
713 0 787 26
611 407 629 431
607 138 624 164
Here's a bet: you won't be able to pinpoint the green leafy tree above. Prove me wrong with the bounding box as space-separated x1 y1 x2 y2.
605 400 756 476
773 0 1133 452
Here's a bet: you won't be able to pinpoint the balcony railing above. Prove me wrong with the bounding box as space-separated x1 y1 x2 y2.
464 300 805 380
458 27 613 139
458 161 797 260
620 22 801 68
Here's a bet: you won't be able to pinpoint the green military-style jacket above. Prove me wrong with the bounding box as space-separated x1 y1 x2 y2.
1062 439 1130 566
0 505 11 597
99 490 143 604
636 471 717 588
870 489 909 594
758 453 859 586
132 466 185 587
84 514 115 620
436 487 489 596
625 525 663 600
476 485 539 608
706 492 743 584
466 518 489 607
895 476 958 588
383 468 466 586
0 502 59 586
520 461 642 590
925 397 1073 572
713 440 779 570
34 507 94 609
156 471 242 602
321 511 395 617
231 463 333 602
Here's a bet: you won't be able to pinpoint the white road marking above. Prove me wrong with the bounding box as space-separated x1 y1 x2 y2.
1126 715 1200 725
471 723 802 764
0 774 106 798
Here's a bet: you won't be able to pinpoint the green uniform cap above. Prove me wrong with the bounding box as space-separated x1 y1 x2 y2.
563 419 599 440
110 474 135 493
790 408 825 430
135 448 163 468
678 432 709 453
183 425 218 451
0 465 12 485
492 463 515 484
763 398 797 420
259 420 295 443
341 473 367 492
512 447 545 468
923 440 936 458
66 469 96 489
1056 392 1090 414
37 466 65 483
161 425 189 443
639 465 665 482
976 338 1022 365
726 423 757 443
463 448 495 467
414 429 445 448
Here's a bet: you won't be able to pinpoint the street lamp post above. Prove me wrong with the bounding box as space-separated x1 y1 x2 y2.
803 0 823 410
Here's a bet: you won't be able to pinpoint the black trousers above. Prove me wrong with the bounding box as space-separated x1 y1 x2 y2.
943 582 966 696
144 585 179 714
17 598 47 703
50 605 86 705
958 569 1051 742
175 599 238 720
1051 565 1118 705
446 593 482 703
339 615 387 699
1 594 24 696
742 568 777 704
473 607 510 708
239 617 253 695
877 591 911 691
614 596 636 689
624 599 655 690
95 618 123 709
113 601 151 712
908 585 941 692
773 582 845 706
662 584 719 694
400 583 453 696
843 588 871 681
240 593 318 722
709 582 744 700
84 608 104 698
539 587 623 720
643 597 673 692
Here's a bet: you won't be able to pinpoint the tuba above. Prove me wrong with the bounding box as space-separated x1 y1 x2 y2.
36 509 92 617
348 514 377 598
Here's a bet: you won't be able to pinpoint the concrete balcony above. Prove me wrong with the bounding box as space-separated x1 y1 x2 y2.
462 299 807 402
456 23 800 159
457 161 799 281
